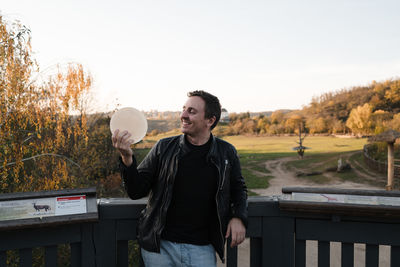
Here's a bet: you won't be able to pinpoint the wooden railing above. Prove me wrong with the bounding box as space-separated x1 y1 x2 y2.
363 144 400 177
1 187 400 266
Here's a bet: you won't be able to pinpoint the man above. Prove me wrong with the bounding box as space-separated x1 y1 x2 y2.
112 90 247 266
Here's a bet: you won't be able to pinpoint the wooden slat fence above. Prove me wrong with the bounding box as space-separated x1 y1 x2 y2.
1 188 400 266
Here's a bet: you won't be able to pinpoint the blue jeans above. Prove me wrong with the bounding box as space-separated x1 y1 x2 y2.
141 240 217 267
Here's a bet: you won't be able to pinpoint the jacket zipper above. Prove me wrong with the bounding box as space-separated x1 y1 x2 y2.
220 159 228 191
155 154 179 251
212 158 226 263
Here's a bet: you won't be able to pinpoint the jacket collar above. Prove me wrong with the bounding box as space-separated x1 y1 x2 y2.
207 134 219 159
178 134 219 161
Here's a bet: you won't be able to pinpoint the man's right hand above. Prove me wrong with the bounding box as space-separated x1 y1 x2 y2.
112 129 134 167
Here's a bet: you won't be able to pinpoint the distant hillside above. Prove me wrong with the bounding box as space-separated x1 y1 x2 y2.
147 119 180 133
250 110 292 118
144 110 181 120
97 78 400 136
224 78 400 135
302 78 400 120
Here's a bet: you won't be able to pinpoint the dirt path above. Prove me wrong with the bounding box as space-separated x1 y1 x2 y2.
252 156 382 196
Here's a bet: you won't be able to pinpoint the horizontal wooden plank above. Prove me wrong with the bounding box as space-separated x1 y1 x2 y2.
282 187 400 197
296 219 400 245
0 224 81 250
0 213 98 231
248 197 281 217
98 199 146 220
280 200 400 219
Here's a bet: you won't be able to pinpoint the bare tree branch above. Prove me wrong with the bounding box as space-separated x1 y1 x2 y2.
0 153 81 169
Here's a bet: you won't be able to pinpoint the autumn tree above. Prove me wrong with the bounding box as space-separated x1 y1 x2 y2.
390 114 400 131
270 110 284 124
285 114 304 134
371 110 392 134
384 79 400 110
331 118 346 134
256 116 270 134
0 16 92 193
242 118 257 134
306 117 327 134
345 103 373 135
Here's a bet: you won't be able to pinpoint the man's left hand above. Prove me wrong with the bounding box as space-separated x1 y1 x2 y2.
225 218 246 248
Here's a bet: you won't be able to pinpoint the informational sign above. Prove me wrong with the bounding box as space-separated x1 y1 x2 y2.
56 195 86 216
0 195 87 222
288 192 400 207
0 187 97 231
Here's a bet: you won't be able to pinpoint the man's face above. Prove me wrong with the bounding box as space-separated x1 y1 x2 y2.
180 96 213 136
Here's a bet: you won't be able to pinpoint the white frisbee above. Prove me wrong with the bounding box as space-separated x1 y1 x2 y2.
110 107 148 144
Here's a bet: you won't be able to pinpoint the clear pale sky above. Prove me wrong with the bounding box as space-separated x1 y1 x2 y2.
2 0 400 113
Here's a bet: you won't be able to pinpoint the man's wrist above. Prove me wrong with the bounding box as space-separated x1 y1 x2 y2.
121 155 133 167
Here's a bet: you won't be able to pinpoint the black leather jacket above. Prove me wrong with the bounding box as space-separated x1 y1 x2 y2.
120 134 248 262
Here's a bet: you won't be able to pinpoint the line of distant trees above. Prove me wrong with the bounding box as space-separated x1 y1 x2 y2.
213 79 400 136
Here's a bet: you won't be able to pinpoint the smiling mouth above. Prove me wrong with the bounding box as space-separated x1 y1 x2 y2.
181 120 191 126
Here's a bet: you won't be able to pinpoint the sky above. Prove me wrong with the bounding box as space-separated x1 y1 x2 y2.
2 0 400 113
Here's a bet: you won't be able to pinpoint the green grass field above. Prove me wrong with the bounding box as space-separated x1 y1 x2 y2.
136 134 385 195
222 135 367 154
221 135 387 194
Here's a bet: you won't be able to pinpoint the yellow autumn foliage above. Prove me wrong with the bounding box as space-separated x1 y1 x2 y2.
1 15 92 193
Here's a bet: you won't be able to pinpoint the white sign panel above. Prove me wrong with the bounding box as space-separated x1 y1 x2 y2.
55 195 87 216
0 195 87 222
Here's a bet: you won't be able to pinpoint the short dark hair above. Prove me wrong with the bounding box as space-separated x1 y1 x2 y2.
188 90 221 130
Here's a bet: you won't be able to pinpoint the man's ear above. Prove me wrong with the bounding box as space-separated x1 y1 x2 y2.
207 116 216 128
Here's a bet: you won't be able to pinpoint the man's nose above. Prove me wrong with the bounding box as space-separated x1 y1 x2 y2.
181 110 188 117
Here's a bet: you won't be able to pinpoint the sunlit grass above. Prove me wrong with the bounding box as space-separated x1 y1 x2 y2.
135 134 377 193
223 135 367 154
286 153 340 169
241 169 271 189
144 129 181 142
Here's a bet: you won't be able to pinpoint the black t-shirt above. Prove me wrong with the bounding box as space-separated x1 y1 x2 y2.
162 136 218 245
